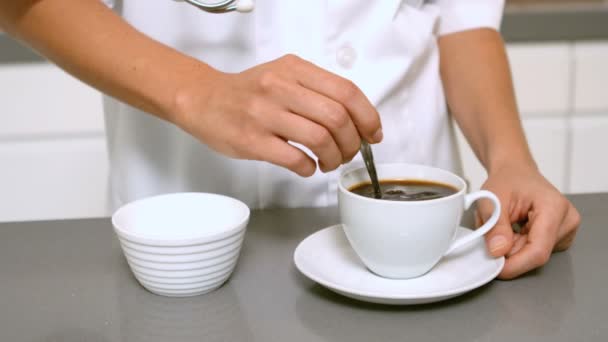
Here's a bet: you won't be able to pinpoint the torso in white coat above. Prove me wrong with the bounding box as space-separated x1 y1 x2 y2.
103 0 504 209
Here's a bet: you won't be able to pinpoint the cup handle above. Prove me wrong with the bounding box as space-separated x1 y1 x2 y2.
444 190 501 256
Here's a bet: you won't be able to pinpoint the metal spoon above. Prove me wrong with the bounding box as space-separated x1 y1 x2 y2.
359 140 382 199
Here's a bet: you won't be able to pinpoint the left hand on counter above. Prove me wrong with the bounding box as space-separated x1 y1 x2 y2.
475 165 581 279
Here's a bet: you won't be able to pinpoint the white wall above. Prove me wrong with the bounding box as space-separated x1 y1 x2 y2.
1 41 607 222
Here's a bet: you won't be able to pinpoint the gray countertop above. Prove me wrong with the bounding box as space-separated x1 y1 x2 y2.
0 193 606 341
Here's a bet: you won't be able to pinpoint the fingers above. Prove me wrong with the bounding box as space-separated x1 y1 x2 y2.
554 204 581 252
554 230 576 252
484 216 514 257
285 55 383 143
477 195 514 257
507 233 526 257
267 110 343 172
271 79 361 163
498 205 565 279
203 55 378 177
256 135 317 177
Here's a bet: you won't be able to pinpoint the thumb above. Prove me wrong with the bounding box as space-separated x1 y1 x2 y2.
476 197 513 257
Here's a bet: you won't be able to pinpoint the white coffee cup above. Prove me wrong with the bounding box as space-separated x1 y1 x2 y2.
338 163 501 279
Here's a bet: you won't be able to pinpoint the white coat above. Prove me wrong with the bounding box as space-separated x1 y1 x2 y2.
103 0 505 209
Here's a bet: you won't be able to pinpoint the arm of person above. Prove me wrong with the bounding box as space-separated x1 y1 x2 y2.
438 28 580 279
0 0 382 176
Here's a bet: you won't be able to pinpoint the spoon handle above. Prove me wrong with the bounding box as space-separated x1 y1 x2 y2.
360 141 382 199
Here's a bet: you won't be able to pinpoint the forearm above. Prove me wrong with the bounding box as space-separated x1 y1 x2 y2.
438 28 536 173
0 0 216 124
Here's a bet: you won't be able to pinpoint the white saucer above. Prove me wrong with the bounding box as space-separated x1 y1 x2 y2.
294 225 504 305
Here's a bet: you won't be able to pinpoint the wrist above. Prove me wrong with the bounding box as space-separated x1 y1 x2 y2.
167 62 224 130
486 150 538 175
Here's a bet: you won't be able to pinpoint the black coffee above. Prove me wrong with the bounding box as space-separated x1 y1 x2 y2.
348 179 458 201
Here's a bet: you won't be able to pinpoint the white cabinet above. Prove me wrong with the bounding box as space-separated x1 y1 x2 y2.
0 138 109 222
455 117 568 192
0 63 104 136
522 118 568 190
506 43 571 116
570 116 608 193
457 43 572 193
458 41 608 195
0 63 108 222
574 42 608 113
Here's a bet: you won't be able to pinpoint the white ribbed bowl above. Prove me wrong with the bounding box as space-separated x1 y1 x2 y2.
124 244 241 271
139 272 231 290
127 256 238 279
119 232 245 263
132 264 235 284
142 283 224 297
118 228 245 255
137 269 234 297
112 193 250 297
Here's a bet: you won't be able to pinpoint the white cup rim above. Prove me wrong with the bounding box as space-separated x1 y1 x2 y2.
112 192 250 246
338 163 467 205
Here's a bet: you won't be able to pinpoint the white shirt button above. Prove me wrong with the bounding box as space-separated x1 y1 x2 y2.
336 43 357 69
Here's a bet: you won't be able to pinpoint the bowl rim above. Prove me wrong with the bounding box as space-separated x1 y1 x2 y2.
117 226 245 251
112 192 250 246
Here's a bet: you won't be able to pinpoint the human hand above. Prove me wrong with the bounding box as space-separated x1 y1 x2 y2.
172 54 382 177
476 164 581 279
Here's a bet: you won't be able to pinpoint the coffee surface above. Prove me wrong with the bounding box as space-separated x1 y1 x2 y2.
349 179 457 201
